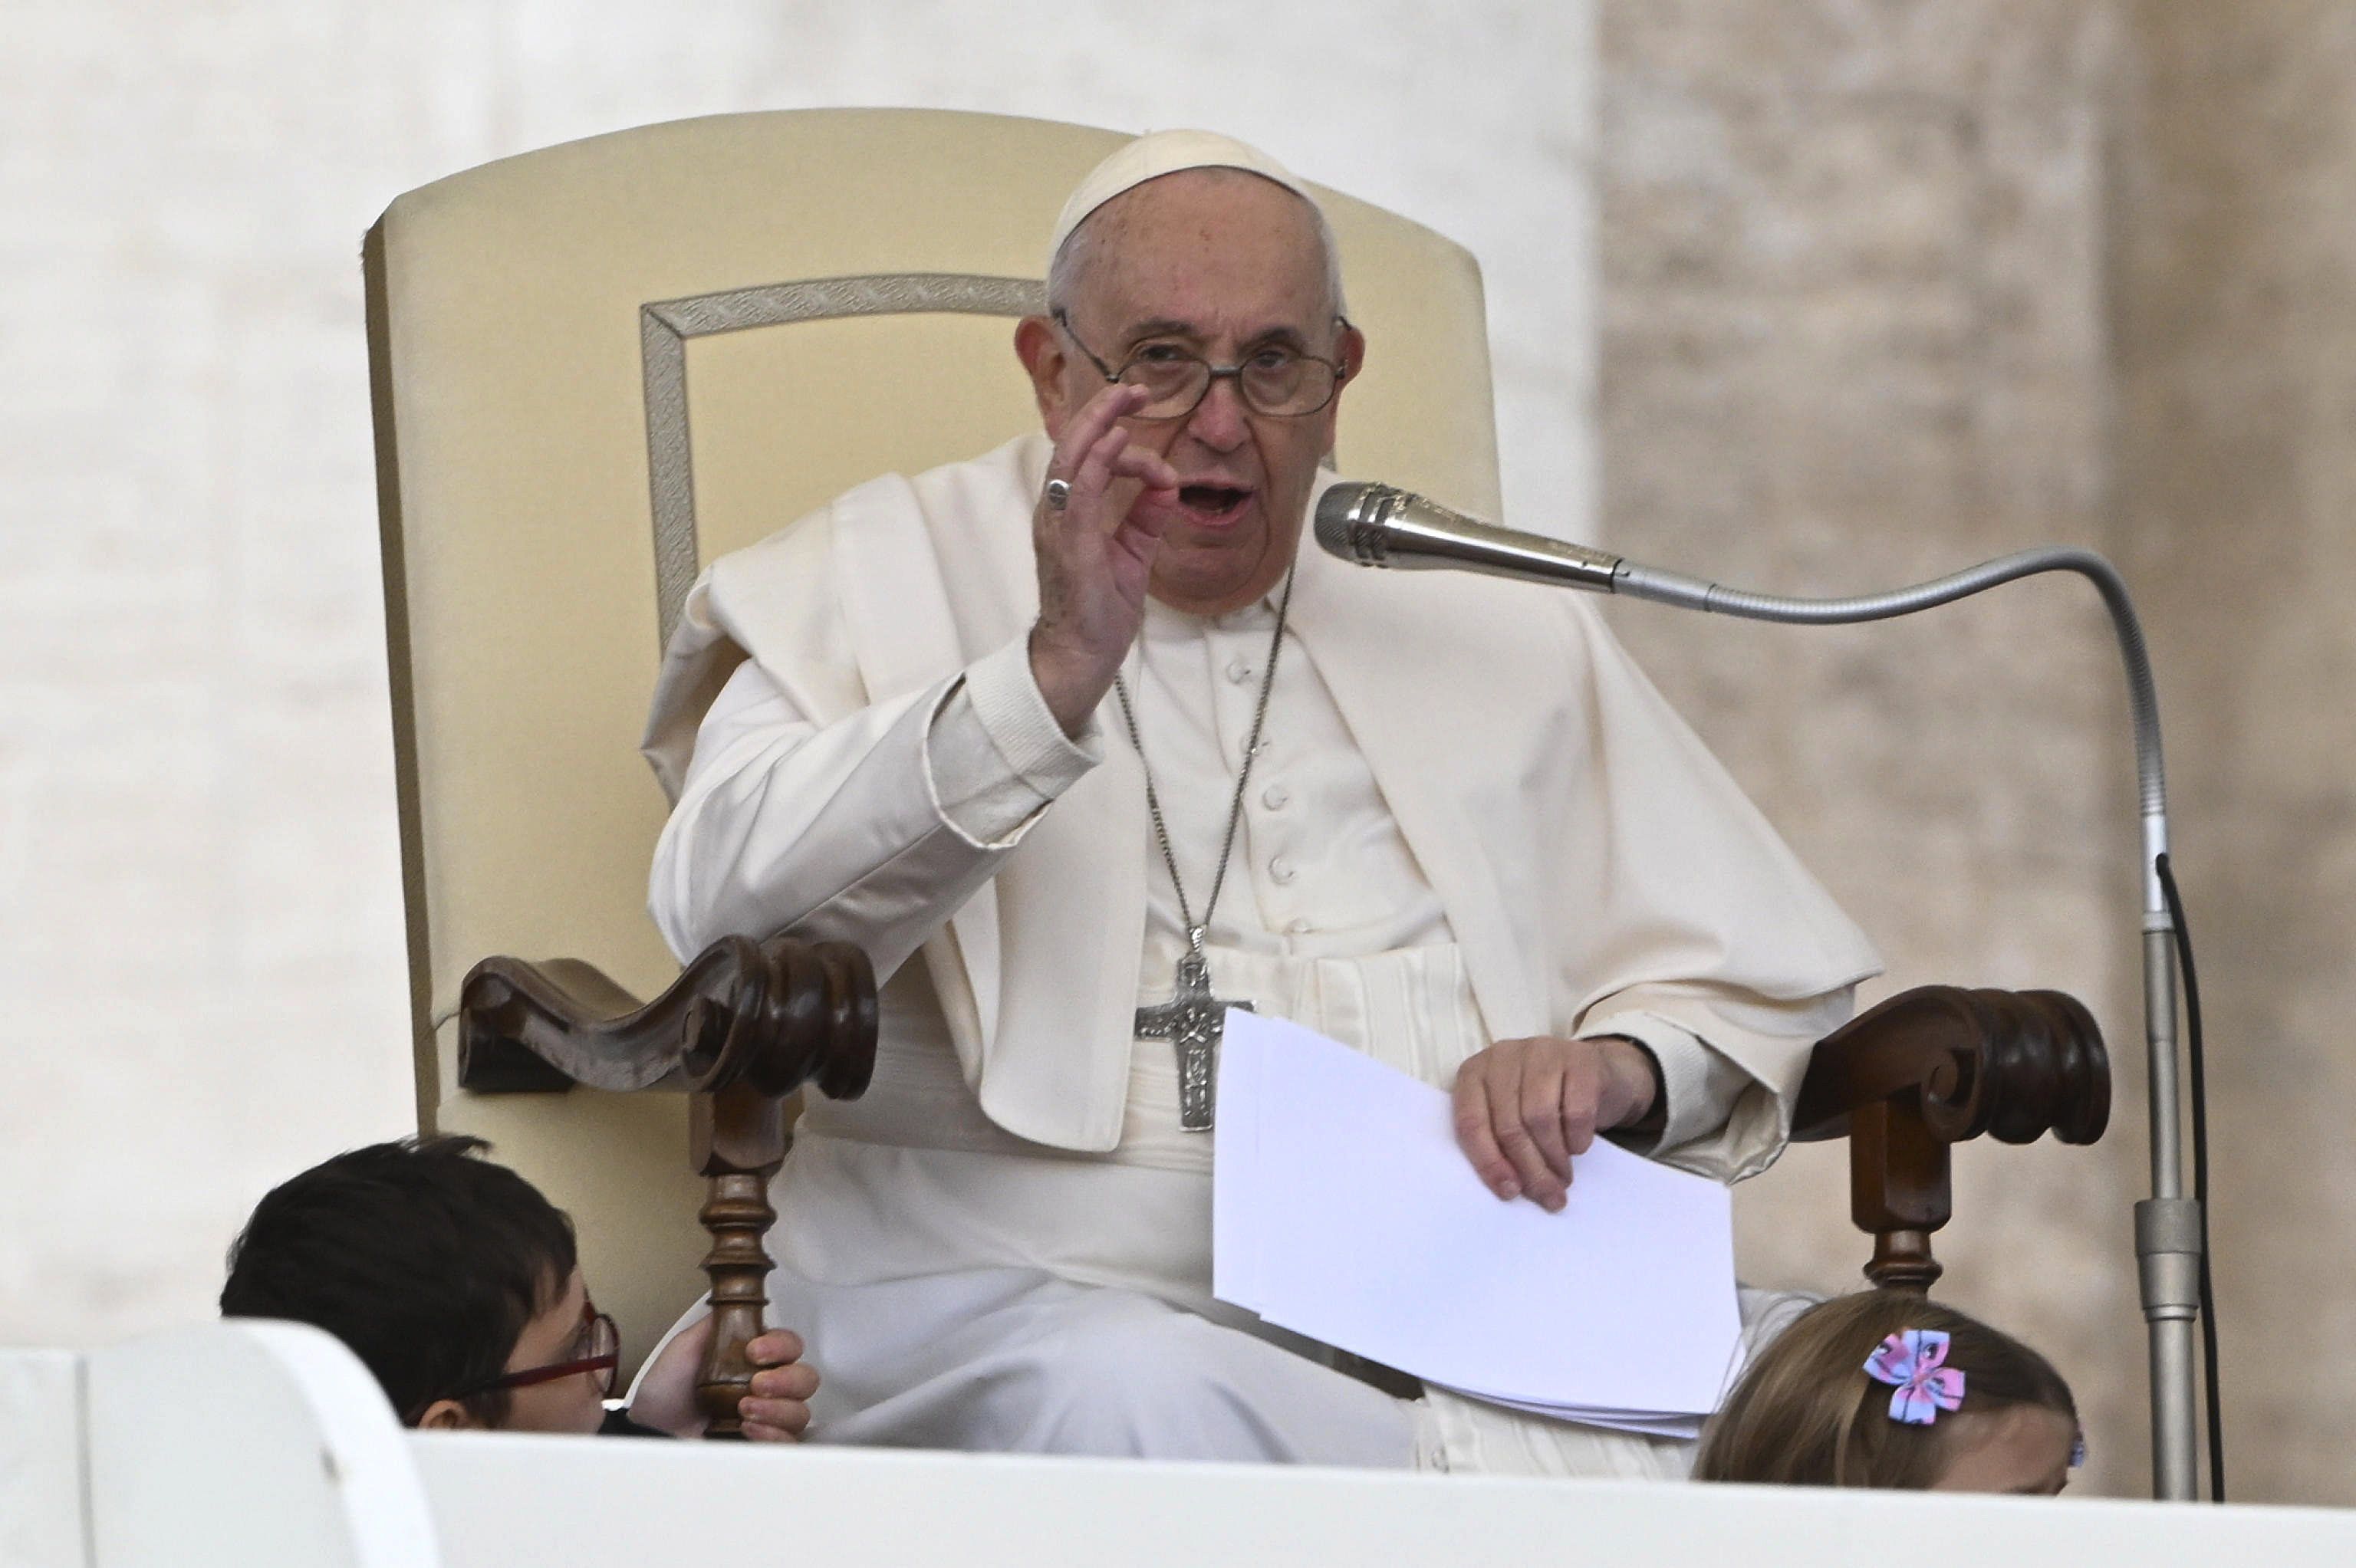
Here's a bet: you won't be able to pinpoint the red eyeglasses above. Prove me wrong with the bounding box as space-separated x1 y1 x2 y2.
443 1297 620 1403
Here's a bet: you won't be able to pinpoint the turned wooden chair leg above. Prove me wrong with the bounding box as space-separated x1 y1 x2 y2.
689 1084 788 1438
1851 1096 1951 1294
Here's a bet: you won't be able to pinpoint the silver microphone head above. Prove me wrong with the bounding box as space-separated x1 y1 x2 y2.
1313 481 1624 592
1312 481 1401 566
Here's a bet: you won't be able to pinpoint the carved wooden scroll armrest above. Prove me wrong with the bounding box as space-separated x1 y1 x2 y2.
1788 985 2108 1293
456 935 878 1436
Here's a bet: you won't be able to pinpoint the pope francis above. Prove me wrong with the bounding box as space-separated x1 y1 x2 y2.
637 129 1881 1475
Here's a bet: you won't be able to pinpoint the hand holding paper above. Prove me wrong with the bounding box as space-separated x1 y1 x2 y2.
1213 1010 1745 1438
1449 1032 1663 1209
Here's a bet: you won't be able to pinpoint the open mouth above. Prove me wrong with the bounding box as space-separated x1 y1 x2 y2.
1177 484 1252 523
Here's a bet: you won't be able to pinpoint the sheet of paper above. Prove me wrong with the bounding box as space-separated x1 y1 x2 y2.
1209 1017 1267 1310
1213 1009 1744 1422
1427 1386 1705 1439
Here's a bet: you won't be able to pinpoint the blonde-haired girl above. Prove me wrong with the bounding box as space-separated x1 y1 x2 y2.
1693 1292 2081 1493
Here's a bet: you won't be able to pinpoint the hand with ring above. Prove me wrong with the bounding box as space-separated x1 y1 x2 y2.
1028 382 1180 735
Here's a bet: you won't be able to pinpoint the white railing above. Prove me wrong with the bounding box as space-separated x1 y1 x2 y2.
10 1323 2348 1568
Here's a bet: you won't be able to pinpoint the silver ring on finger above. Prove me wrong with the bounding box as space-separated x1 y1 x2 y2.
1043 478 1072 511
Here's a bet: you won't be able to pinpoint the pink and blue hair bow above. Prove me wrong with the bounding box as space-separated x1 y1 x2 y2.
1862 1329 1966 1425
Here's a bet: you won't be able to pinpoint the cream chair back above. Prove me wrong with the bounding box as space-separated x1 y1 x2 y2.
367 107 1501 1369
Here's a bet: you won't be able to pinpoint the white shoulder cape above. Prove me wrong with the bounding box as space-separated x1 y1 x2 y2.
644 435 1880 1155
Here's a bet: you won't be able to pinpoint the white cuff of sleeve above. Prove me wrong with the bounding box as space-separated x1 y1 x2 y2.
1582 1009 1750 1156
922 636 1101 848
965 633 1101 792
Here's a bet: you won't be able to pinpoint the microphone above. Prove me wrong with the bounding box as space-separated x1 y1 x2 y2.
1313 482 1623 593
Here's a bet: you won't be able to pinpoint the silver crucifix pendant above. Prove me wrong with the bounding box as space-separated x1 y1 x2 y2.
1134 944 1254 1132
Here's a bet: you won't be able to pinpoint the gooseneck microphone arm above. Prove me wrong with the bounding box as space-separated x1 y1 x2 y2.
1317 482 2203 1502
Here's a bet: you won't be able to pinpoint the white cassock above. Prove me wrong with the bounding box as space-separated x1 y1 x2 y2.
636 433 1879 1474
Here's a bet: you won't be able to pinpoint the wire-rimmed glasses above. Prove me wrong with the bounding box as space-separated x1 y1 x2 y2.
1053 307 1351 421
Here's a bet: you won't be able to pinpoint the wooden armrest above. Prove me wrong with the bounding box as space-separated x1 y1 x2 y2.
458 935 878 1100
453 935 879 1436
1788 986 2109 1291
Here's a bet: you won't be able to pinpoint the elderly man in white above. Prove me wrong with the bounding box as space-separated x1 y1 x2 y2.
640 130 1877 1474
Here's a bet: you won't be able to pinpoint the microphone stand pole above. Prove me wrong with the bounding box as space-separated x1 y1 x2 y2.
1607 549 2203 1501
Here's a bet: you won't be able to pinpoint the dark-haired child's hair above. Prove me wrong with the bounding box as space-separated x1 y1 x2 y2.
1693 1292 2077 1488
220 1135 576 1426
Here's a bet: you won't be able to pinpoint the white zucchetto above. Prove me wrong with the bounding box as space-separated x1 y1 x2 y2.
1045 129 1321 271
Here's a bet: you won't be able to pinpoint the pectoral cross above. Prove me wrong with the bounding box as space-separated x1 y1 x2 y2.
1134 935 1254 1132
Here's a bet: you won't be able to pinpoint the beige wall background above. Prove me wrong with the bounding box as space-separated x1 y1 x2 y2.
3 0 2349 1507
1600 1 2354 1505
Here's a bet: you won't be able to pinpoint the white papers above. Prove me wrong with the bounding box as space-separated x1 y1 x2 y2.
1212 1009 1745 1438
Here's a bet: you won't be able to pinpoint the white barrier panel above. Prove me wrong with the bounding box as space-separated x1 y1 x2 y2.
416 1435 2356 1568
75 1321 443 1568
11 1323 2352 1568
1 1349 87 1568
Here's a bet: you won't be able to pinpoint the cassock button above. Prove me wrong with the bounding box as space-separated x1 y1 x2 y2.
1269 856 1298 885
1226 658 1253 685
1262 784 1291 810
1286 918 1315 935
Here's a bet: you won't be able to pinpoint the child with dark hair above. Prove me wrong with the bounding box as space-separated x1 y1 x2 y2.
1693 1291 2081 1493
221 1135 813 1439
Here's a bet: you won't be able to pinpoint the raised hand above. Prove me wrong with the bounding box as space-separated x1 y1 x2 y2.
1450 1036 1662 1211
1029 381 1181 735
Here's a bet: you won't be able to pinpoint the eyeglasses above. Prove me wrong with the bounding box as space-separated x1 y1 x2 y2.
443 1298 620 1404
1053 307 1351 421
